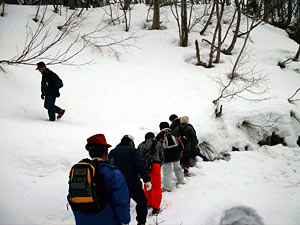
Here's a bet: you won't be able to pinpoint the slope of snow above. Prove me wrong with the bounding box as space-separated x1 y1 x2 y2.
0 4 300 225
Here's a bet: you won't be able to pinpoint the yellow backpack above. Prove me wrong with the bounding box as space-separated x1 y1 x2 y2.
67 159 108 214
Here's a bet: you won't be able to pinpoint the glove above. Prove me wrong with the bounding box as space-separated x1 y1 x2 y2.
41 95 45 100
145 181 152 191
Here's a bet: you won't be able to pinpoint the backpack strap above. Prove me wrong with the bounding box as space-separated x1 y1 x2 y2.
177 137 185 150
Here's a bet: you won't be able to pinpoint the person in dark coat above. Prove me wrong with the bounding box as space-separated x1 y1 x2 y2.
169 114 180 131
156 122 185 191
174 116 199 177
108 135 152 225
36 62 65 121
138 132 164 216
71 134 130 225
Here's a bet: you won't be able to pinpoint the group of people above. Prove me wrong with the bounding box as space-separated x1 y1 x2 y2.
70 114 202 225
36 62 204 225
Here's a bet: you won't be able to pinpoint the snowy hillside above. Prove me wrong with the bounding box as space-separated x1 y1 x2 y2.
0 4 300 225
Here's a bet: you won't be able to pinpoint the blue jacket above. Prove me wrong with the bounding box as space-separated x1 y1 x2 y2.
72 161 130 225
108 144 150 186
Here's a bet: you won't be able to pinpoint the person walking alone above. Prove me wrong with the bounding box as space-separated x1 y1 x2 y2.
36 62 65 121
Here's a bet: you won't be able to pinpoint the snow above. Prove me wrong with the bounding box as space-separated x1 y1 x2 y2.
1 3 300 225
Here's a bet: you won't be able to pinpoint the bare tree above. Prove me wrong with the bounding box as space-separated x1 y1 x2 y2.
221 8 237 45
172 0 208 47
171 0 188 47
212 16 269 117
33 0 42 22
103 1 121 25
68 0 76 10
207 0 225 67
52 0 62 14
0 9 88 72
181 0 188 47
118 0 132 31
223 0 241 55
200 0 215 35
1 0 5 17
123 0 131 10
214 0 226 63
195 40 201 65
263 0 271 22
152 0 160 29
195 39 207 67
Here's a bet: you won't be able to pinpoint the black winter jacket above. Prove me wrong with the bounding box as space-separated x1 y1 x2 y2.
174 124 199 153
156 128 182 163
41 68 63 97
108 143 151 186
170 118 180 131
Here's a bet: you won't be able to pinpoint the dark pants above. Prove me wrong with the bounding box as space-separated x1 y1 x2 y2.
127 180 148 224
44 96 62 121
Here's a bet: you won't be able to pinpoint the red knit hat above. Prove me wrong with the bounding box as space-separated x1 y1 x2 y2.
85 134 112 150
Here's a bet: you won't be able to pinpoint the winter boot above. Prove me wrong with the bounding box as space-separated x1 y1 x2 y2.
176 181 186 185
57 109 65 120
184 167 191 177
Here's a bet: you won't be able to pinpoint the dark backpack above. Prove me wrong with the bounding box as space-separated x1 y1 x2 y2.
177 124 192 146
67 159 108 214
142 140 157 173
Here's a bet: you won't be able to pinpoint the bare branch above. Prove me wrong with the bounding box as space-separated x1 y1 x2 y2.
200 0 215 35
293 45 300 61
0 8 90 70
242 113 281 128
288 88 300 103
291 111 300 124
212 13 270 115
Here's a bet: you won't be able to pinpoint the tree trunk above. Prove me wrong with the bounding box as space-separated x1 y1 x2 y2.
224 0 241 55
263 0 271 22
33 0 42 22
152 0 160 29
284 0 292 29
208 0 219 67
180 0 188 47
69 0 76 9
1 0 5 17
200 1 215 35
214 0 225 63
293 45 300 61
124 0 131 10
52 0 61 13
195 40 201 65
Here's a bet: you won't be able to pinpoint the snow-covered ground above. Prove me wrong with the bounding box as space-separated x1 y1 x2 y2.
0 4 300 225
